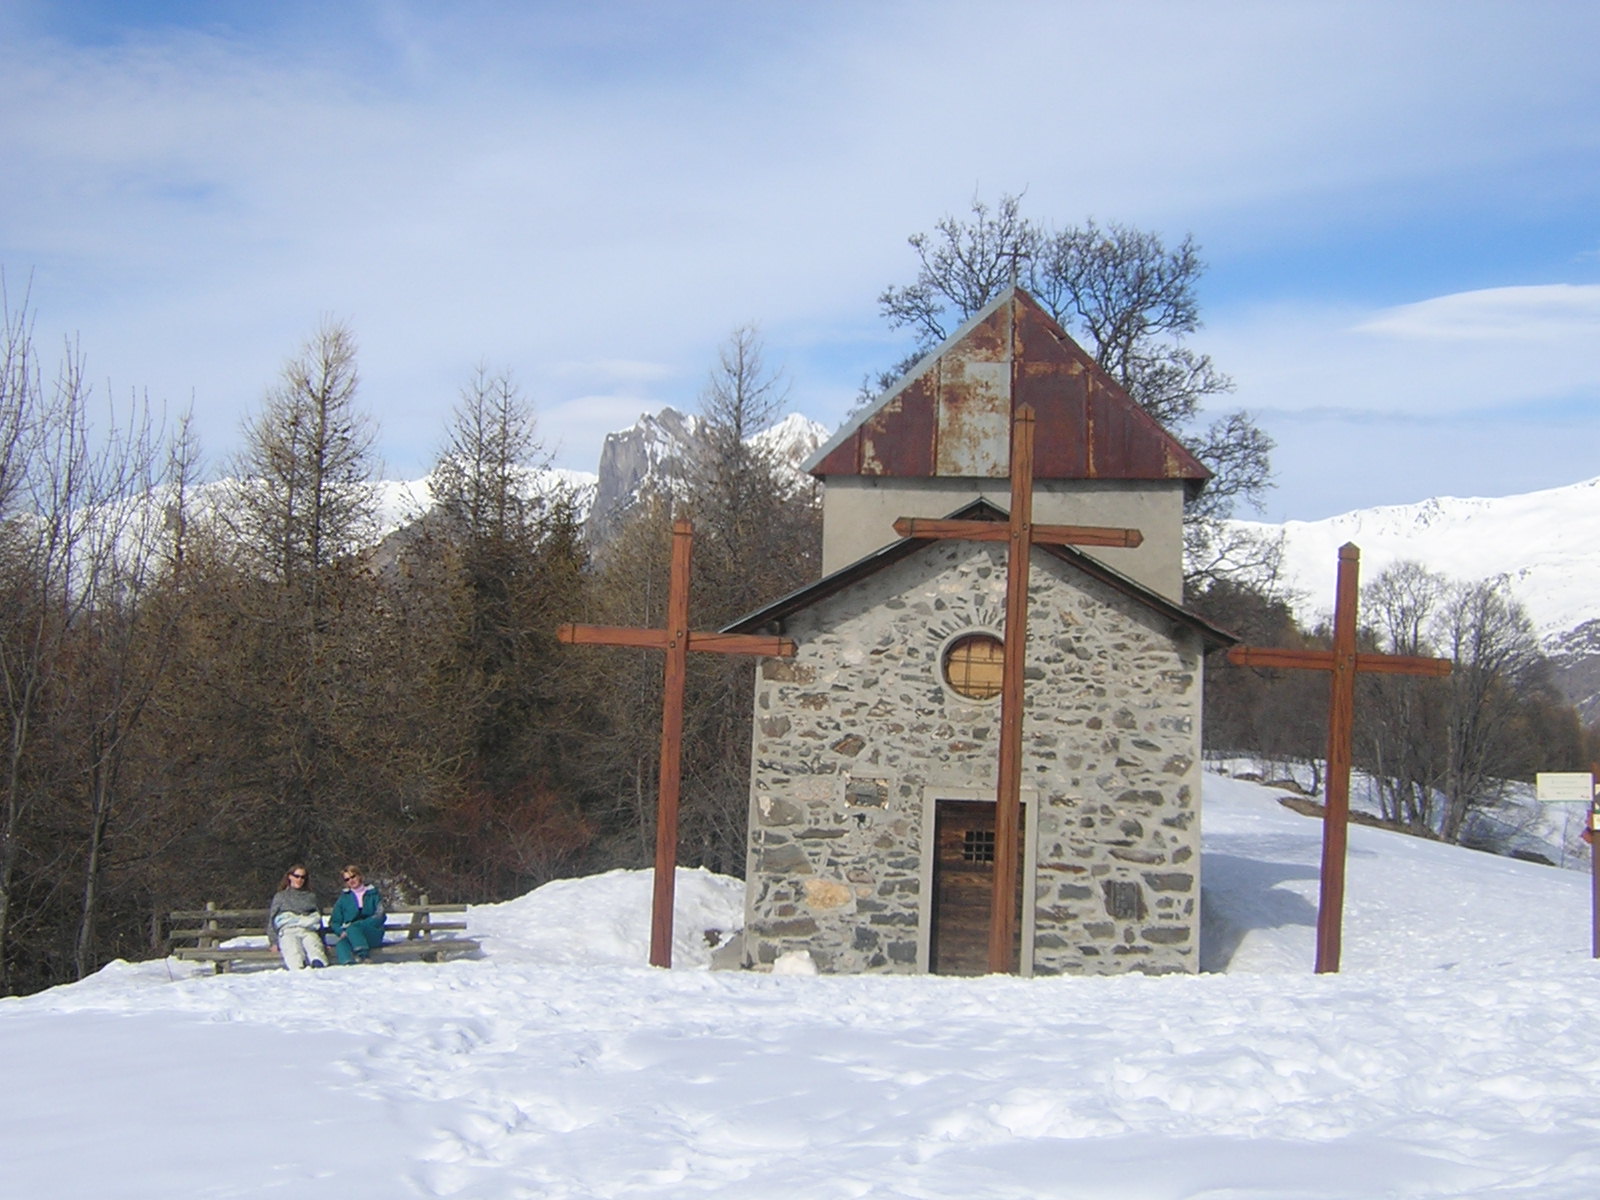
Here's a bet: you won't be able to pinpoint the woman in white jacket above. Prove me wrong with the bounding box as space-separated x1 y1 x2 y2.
266 865 329 969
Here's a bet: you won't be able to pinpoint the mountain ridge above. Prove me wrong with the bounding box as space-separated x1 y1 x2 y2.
1233 476 1600 639
1229 475 1600 719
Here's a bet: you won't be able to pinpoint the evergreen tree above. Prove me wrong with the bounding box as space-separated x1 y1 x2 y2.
422 366 595 896
211 320 389 867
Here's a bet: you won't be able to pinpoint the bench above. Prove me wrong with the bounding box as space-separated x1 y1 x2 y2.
167 894 481 972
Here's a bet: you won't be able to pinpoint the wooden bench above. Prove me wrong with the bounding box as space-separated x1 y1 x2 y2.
167 894 480 972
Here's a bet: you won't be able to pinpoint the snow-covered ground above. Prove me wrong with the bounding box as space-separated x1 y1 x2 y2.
6 771 1599 1199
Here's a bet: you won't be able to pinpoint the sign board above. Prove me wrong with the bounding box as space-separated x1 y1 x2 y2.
1536 772 1595 802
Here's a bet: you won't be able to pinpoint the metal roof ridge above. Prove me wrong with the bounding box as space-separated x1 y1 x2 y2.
800 287 1024 474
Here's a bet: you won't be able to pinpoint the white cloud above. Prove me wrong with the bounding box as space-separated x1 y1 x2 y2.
1212 284 1600 424
1 0 1596 512
1355 284 1600 342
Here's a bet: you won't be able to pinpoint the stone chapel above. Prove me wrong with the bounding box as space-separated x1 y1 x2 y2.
724 287 1236 976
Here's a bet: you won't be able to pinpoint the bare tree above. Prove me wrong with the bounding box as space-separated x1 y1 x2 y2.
65 414 197 978
432 365 549 548
880 194 1040 349
0 276 36 518
684 324 810 622
228 320 377 588
882 199 1234 426
1356 562 1549 841
878 193 1274 580
1183 515 1286 596
579 491 679 868
431 364 554 712
1437 578 1544 842
1357 562 1450 828
683 327 819 871
0 290 183 991
1196 576 1328 788
1028 217 1231 429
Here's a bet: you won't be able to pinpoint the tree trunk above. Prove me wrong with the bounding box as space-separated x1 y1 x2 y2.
74 808 107 980
0 702 36 996
74 752 112 981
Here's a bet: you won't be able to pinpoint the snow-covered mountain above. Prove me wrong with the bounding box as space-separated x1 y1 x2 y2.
584 407 829 543
371 466 599 538
587 406 699 538
754 410 833 467
1230 476 1600 718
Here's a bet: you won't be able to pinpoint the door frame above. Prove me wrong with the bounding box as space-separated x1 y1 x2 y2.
916 785 1039 977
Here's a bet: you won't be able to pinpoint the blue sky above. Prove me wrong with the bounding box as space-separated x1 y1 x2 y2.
2 0 1597 522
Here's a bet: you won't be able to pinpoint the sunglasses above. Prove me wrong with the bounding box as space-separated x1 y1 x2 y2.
289 872 307 879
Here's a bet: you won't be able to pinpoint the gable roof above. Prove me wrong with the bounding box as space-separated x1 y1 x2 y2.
723 498 1237 650
807 288 1209 494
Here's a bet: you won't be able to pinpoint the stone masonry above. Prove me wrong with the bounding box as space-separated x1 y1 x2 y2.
742 539 1204 976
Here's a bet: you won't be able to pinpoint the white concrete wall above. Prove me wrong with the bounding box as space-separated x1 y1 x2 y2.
819 476 1188 602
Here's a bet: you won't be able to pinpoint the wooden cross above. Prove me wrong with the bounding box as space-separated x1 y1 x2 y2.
894 404 1144 974
558 518 795 968
1227 543 1451 973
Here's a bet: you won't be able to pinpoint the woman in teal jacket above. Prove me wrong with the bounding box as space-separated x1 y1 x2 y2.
329 864 385 964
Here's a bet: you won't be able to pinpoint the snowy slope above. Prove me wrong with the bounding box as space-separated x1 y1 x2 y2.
372 466 600 536
5 770 1600 1199
1232 476 1600 641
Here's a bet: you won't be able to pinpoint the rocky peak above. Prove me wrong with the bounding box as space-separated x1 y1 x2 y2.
585 407 829 544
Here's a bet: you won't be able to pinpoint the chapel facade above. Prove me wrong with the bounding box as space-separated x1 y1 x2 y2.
725 289 1234 976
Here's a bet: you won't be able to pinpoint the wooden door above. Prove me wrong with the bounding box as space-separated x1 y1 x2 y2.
929 799 1024 975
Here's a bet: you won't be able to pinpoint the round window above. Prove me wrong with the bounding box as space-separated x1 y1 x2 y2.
942 633 1004 700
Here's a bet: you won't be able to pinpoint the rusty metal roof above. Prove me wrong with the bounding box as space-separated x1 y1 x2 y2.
806 288 1210 491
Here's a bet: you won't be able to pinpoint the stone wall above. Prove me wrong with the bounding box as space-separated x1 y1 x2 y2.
742 539 1204 976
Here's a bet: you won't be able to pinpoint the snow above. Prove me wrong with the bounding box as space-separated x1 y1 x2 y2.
1232 475 1600 640
7 771 1600 1198
372 467 600 536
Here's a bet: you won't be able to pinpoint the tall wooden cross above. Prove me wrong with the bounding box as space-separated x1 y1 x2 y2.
558 518 795 968
1227 543 1451 973
894 404 1144 974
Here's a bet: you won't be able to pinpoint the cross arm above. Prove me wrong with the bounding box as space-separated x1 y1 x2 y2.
1227 645 1333 671
1228 645 1452 677
687 632 796 657
1356 653 1452 677
558 623 795 658
559 623 670 650
892 517 1143 548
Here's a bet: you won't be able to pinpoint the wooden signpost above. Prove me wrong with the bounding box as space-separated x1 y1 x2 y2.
1534 769 1600 957
1591 767 1600 961
894 405 1144 974
558 518 795 968
1227 544 1451 973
